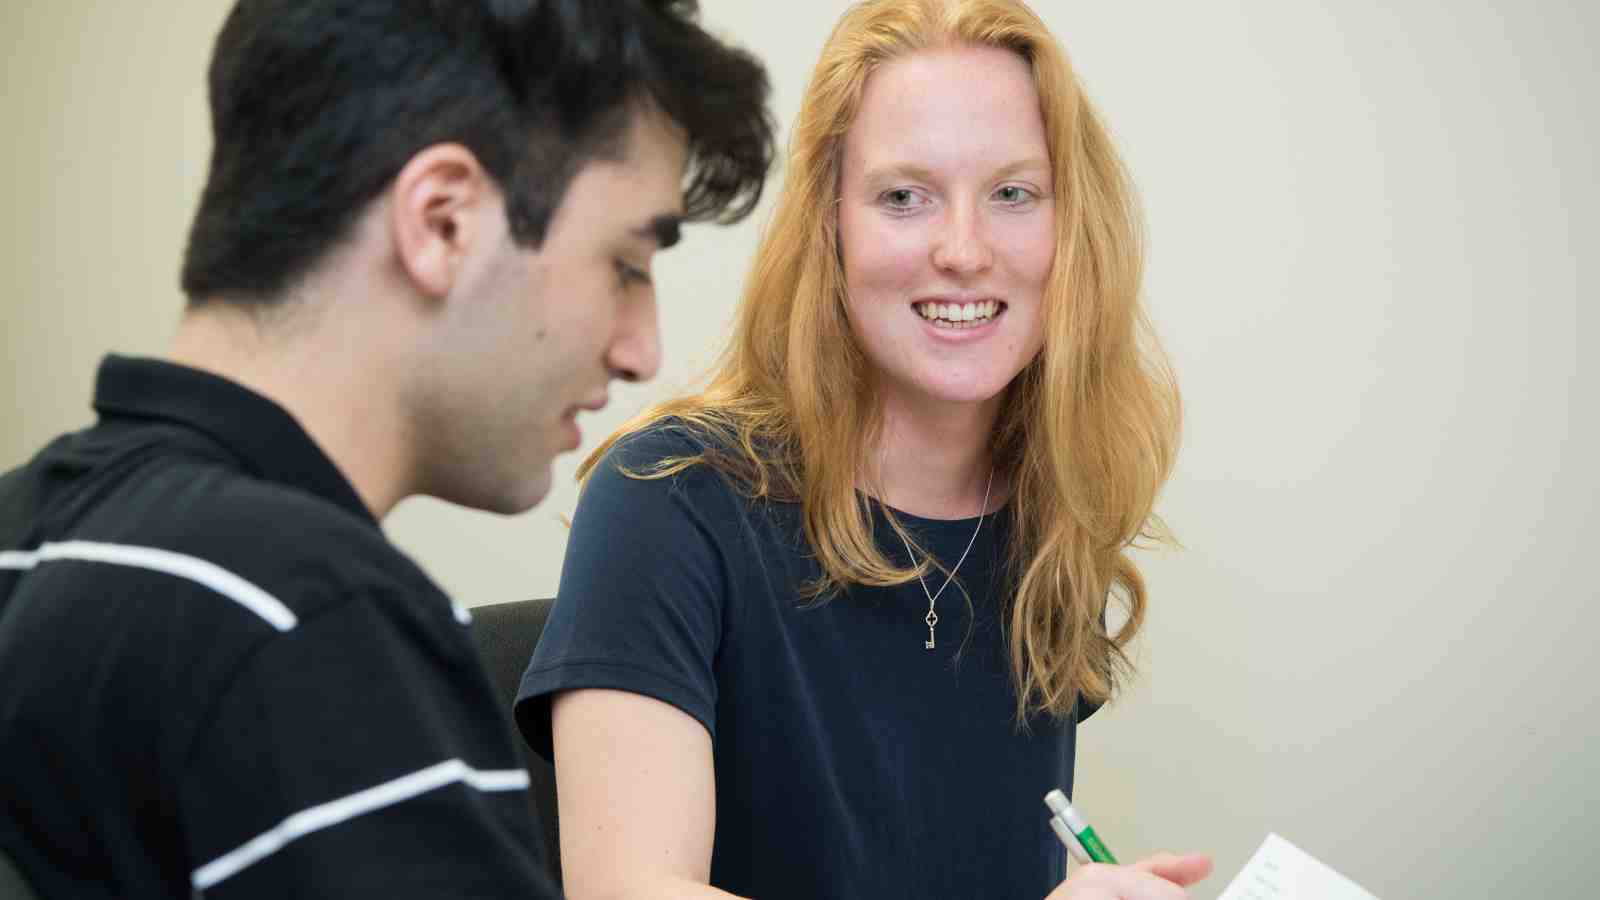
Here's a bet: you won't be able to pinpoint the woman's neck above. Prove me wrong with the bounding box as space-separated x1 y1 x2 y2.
869 389 1005 520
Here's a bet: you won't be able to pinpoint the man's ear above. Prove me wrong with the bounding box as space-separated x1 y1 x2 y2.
389 143 496 299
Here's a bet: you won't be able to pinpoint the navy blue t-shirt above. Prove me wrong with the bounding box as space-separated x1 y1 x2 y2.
517 424 1092 898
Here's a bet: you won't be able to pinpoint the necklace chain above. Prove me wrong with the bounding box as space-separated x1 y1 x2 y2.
896 466 995 651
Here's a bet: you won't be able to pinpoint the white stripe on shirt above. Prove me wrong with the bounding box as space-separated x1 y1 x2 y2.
0 540 297 631
191 758 532 890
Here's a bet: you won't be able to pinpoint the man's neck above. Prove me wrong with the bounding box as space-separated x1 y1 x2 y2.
168 299 415 519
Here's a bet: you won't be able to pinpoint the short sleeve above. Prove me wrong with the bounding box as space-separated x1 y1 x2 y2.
516 427 732 758
180 595 558 898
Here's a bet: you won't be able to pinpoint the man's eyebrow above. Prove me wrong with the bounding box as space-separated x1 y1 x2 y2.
633 214 683 250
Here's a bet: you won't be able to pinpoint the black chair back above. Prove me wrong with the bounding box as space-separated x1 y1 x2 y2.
469 598 560 884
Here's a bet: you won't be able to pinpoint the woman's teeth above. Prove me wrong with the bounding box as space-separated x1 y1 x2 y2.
914 300 1002 328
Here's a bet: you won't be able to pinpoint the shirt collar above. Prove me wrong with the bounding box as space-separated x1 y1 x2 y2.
92 354 377 525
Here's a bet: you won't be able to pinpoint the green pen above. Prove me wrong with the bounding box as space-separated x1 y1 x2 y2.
1044 789 1120 865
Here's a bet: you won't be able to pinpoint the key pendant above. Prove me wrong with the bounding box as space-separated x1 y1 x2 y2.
925 609 939 650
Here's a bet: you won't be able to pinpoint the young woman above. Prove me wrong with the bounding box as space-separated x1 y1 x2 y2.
517 1 1207 897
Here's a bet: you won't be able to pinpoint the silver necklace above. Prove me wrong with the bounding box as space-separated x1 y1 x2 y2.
896 466 995 650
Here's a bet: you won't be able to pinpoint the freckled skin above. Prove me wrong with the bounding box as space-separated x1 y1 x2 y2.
838 45 1056 416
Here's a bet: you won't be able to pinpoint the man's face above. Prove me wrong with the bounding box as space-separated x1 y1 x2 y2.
413 106 686 513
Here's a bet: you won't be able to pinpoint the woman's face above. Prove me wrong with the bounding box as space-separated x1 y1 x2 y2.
838 44 1055 414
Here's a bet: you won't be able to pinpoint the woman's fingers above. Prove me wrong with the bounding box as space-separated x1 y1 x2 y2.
1131 852 1214 888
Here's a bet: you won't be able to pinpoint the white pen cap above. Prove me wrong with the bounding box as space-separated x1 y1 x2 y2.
1043 789 1089 833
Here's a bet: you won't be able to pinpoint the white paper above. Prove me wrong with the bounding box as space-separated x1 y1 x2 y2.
1216 833 1380 900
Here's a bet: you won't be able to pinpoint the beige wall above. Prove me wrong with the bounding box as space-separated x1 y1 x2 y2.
1 1 221 457
3 3 1595 898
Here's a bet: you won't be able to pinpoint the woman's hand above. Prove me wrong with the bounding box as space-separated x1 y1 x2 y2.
1044 852 1214 900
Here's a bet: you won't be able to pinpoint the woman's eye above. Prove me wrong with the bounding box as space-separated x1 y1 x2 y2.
995 185 1035 205
880 188 925 211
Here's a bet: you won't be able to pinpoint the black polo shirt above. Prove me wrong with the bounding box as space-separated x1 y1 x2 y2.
0 356 558 899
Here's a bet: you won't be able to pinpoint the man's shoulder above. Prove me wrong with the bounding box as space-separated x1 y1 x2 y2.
153 468 420 604
5 431 433 635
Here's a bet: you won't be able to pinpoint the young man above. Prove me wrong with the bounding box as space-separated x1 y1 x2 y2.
0 1 772 897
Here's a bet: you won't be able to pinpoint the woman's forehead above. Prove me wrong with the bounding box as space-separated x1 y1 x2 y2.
843 46 1047 180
